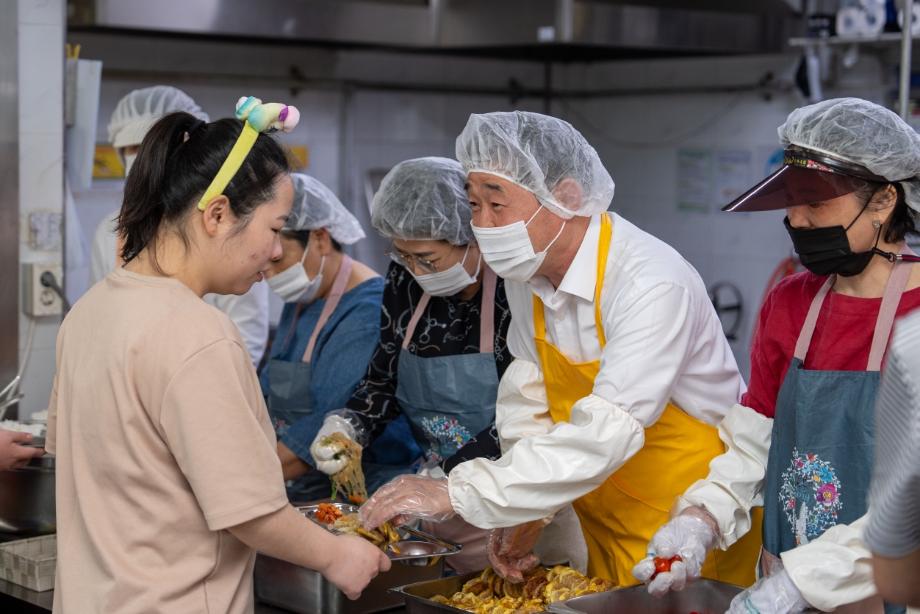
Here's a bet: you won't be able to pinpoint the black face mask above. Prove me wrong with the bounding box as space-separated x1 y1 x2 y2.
784 203 880 277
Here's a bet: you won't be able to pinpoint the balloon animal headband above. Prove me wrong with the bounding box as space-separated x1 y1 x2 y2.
197 96 301 211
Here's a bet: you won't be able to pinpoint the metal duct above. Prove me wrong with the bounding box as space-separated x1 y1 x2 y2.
69 0 796 60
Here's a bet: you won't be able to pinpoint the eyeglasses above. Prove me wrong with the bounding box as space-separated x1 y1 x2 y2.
385 250 440 275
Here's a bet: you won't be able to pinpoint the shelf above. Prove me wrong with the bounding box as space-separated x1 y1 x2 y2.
789 32 920 48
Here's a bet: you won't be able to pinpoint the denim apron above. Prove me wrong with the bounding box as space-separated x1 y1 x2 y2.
266 255 354 437
397 267 499 573
762 246 915 613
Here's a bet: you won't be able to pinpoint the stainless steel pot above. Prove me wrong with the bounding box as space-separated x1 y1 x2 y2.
0 447 55 534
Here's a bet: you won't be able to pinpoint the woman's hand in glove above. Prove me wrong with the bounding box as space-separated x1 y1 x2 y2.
632 506 720 596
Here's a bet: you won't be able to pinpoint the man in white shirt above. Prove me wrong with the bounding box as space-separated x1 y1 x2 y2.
359 111 762 587
90 86 269 366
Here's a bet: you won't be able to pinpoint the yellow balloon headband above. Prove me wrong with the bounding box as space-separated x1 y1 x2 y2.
196 96 301 211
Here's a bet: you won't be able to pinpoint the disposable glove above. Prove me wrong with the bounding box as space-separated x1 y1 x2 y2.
488 517 552 583
632 506 720 596
359 474 455 529
727 569 809 614
309 414 358 475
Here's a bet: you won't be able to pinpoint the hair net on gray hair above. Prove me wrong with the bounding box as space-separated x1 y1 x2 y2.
371 157 473 245
780 97 920 215
455 110 615 219
285 174 365 245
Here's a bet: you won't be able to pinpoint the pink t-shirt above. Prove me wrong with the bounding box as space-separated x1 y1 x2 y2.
47 268 288 614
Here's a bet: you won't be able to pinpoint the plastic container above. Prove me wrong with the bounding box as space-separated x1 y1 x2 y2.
0 534 56 592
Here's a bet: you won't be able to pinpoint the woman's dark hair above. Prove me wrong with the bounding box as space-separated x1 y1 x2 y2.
117 112 290 271
281 229 343 252
858 182 918 243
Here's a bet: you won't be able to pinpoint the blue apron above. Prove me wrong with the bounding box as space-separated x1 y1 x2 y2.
395 267 499 465
266 256 414 499
267 256 354 439
763 249 913 613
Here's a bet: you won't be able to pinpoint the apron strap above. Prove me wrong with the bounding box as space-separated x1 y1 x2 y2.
532 213 615 351
479 267 497 354
794 244 916 369
593 213 613 349
793 276 835 362
867 244 915 371
302 254 353 363
403 265 496 353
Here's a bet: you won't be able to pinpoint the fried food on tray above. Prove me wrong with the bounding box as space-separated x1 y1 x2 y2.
331 512 401 550
431 565 613 613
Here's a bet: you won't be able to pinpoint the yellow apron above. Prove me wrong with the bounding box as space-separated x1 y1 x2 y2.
532 213 762 587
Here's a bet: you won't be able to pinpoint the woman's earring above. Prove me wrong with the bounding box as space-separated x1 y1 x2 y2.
873 220 882 229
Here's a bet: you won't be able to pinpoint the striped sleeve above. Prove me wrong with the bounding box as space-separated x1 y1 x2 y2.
865 310 920 558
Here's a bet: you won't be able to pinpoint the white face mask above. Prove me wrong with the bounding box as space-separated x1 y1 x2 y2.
123 153 137 177
471 206 565 282
267 246 325 304
412 244 480 297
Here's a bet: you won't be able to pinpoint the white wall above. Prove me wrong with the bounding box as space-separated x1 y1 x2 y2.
63 31 893 386
17 0 65 419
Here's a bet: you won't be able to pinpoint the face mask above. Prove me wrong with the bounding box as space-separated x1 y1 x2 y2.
123 153 137 177
412 245 480 297
267 246 325 303
471 206 566 282
784 203 880 277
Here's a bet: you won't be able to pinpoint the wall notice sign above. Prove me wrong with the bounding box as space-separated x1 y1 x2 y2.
714 149 753 207
677 148 712 212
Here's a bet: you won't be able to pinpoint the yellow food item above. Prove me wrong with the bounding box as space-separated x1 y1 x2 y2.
332 512 401 550
432 566 613 613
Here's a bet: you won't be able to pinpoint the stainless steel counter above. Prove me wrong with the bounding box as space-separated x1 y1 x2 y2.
0 579 409 613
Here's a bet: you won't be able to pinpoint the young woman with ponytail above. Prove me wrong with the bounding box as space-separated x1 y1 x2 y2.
46 103 389 613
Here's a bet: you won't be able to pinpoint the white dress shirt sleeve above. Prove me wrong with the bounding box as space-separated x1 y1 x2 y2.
205 282 270 368
781 514 879 611
674 403 772 549
449 282 703 528
90 214 118 285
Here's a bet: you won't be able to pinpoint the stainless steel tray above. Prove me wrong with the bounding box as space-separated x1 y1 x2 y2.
254 503 462 614
546 579 742 613
390 571 550 614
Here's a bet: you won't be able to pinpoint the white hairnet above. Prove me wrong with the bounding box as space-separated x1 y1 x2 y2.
107 86 209 149
780 97 920 215
371 157 472 245
286 174 365 245
456 111 615 219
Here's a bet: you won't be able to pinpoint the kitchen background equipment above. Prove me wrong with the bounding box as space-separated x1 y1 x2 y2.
0 448 55 535
547 578 742 613
254 503 461 614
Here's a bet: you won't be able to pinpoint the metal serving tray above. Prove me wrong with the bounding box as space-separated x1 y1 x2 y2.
546 579 742 614
254 502 462 614
390 571 550 614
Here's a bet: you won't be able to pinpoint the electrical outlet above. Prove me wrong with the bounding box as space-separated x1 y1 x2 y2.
23 263 63 317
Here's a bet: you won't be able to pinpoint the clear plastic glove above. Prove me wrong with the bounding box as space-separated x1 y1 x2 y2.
359 475 455 530
309 415 358 475
727 569 809 614
488 517 552 583
632 506 720 596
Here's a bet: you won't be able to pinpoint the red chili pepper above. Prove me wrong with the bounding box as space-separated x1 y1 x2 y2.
651 555 682 578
